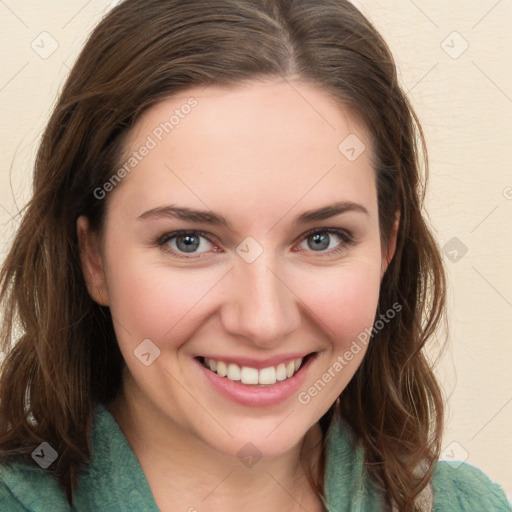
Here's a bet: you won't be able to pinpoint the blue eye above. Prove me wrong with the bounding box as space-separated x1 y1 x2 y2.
158 231 215 256
297 228 355 256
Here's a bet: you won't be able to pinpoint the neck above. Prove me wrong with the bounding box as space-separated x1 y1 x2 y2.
107 377 325 512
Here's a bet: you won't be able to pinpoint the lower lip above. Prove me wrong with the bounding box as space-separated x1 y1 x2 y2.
196 355 315 407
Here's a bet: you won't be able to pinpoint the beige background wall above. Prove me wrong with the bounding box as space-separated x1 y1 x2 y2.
1 0 511 501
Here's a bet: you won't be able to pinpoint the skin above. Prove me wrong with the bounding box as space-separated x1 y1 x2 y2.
77 77 398 512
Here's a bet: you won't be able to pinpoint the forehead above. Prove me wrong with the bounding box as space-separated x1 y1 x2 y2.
109 79 378 228
126 78 371 155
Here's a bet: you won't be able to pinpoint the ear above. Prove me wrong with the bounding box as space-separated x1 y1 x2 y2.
76 215 110 306
380 211 400 279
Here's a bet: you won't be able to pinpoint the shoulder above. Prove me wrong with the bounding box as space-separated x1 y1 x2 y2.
0 404 110 512
431 460 511 511
324 417 511 512
0 478 29 511
0 460 70 512
0 403 159 512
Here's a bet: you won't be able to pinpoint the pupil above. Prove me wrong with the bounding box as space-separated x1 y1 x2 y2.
178 235 199 253
311 233 329 251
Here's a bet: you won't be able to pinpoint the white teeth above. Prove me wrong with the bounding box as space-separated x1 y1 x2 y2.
227 363 241 381
216 361 227 377
276 363 287 381
240 367 259 385
202 356 306 386
259 366 276 385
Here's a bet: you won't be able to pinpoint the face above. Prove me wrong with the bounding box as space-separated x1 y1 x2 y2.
78 78 397 460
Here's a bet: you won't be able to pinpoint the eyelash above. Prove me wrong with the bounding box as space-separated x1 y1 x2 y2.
156 228 356 260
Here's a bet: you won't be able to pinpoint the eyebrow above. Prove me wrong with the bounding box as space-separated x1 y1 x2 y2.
137 201 368 229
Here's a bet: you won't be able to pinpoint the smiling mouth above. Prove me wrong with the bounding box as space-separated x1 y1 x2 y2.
197 353 316 386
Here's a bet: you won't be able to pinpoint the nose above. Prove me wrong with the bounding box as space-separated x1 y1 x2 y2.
220 251 301 348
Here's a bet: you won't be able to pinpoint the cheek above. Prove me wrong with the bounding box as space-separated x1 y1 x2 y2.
104 248 222 345
302 261 382 344
295 263 382 411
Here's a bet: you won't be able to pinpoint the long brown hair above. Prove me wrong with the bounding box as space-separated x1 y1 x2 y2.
0 1 446 510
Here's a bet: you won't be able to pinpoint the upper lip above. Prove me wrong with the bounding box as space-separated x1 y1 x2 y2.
196 352 315 370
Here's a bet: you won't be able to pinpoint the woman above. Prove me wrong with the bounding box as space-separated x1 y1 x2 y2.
0 1 509 511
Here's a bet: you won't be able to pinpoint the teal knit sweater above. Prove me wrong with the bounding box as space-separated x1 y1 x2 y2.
0 404 510 511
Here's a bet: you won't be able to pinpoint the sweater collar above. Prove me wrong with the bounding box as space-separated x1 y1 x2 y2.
72 402 160 511
78 403 383 511
323 416 384 511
